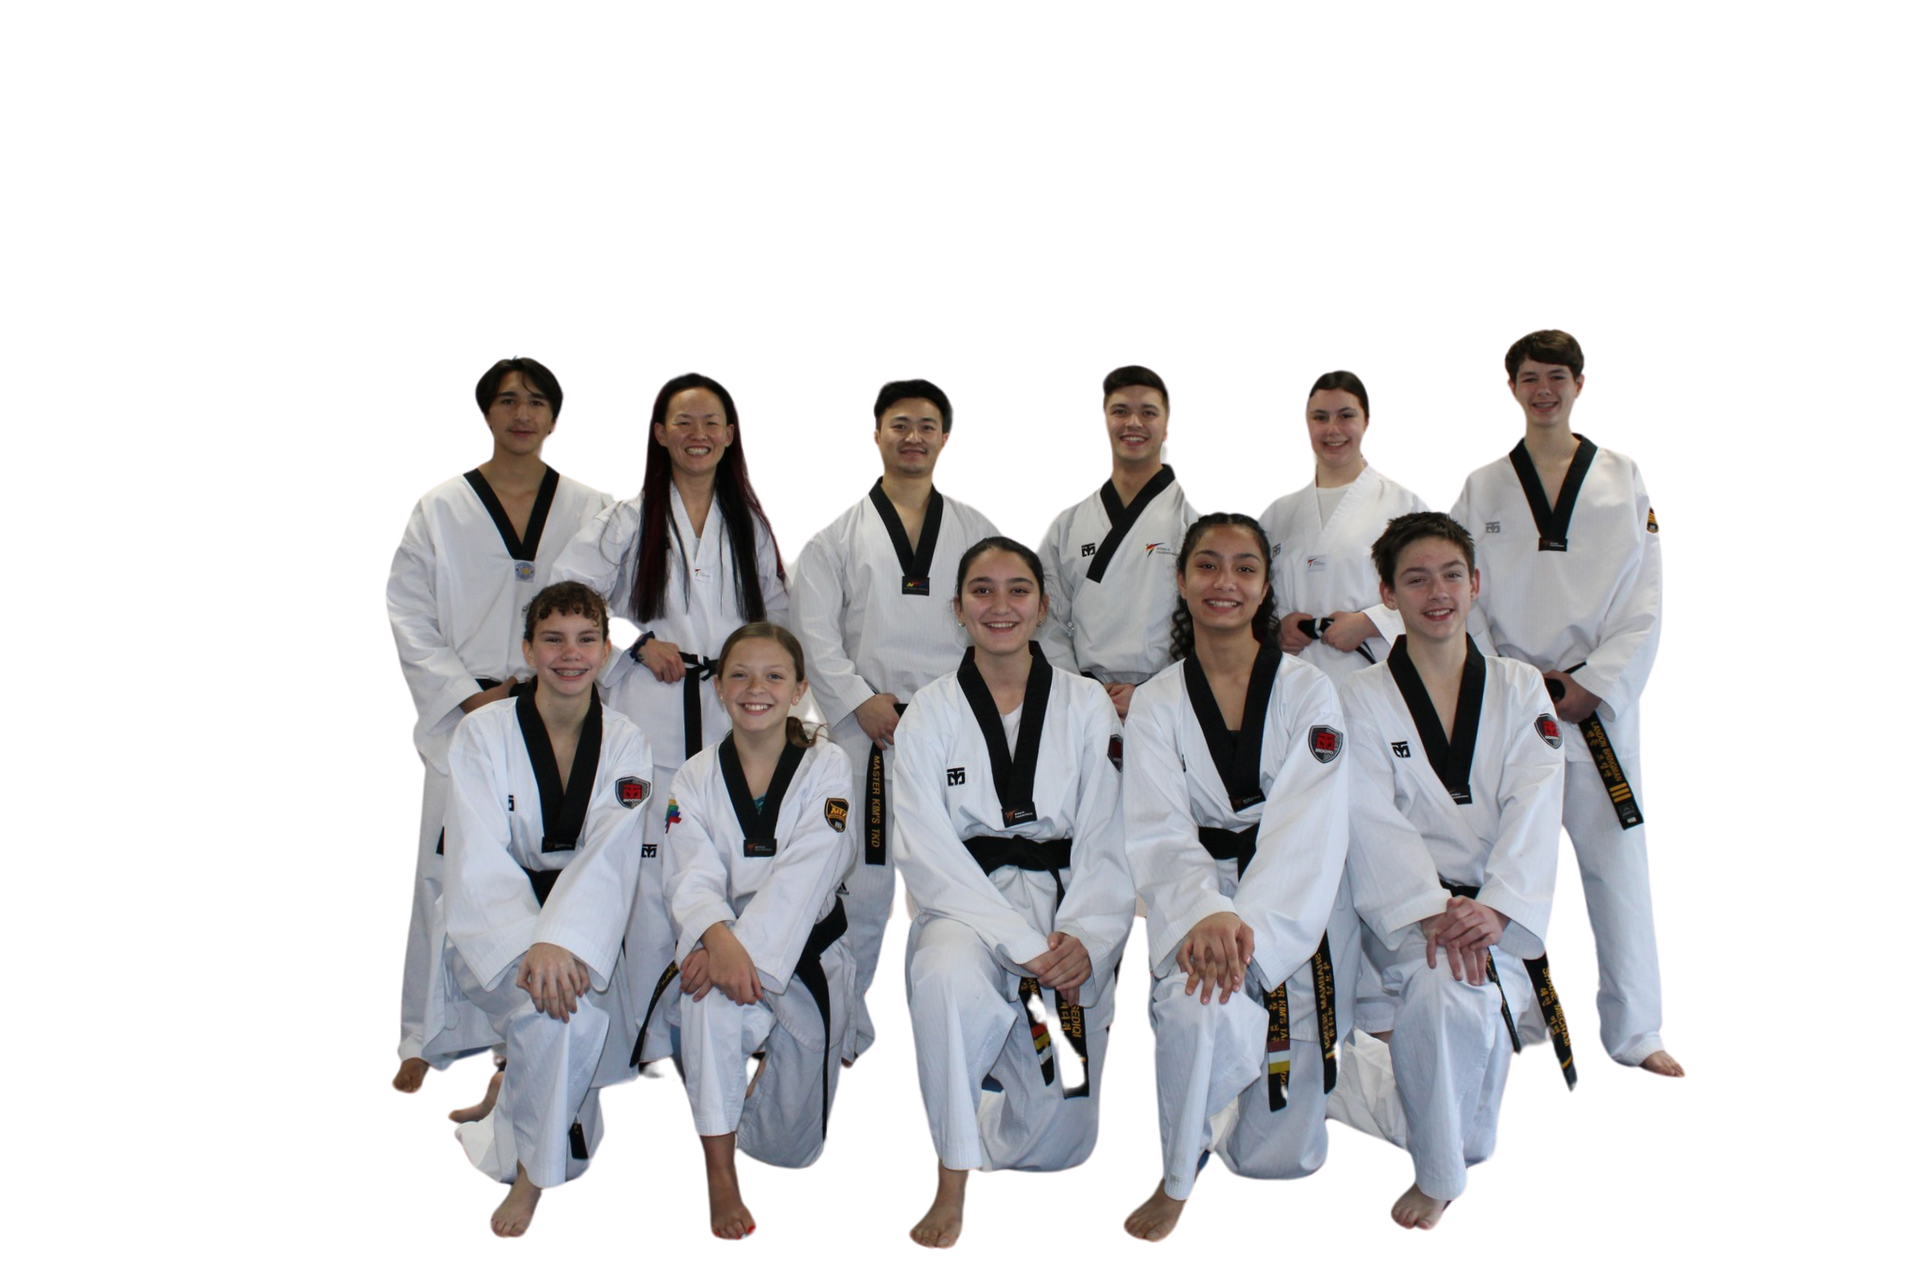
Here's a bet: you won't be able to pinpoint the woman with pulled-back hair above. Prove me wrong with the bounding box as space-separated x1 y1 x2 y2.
550 372 789 1061
1119 512 1356 1241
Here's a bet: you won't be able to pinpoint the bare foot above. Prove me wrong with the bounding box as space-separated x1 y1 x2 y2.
450 1070 504 1123
491 1165 542 1237
392 1057 429 1093
702 1134 756 1239
1390 1183 1448 1230
1639 1050 1685 1078
1123 1183 1187 1241
909 1165 967 1248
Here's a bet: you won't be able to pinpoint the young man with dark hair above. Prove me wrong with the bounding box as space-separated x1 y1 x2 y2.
1339 511 1565 1229
788 380 1000 1058
1450 331 1681 1078
387 357 611 1093
441 581 654 1236
1038 365 1195 720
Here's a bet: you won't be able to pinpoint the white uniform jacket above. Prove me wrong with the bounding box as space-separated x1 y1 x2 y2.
1450 438 1660 761
1124 650 1349 997
893 654 1135 993
548 486 789 769
389 468 611 769
1039 468 1196 683
1339 640 1564 959
789 482 1000 729
665 739 857 992
1259 466 1427 680
443 693 655 997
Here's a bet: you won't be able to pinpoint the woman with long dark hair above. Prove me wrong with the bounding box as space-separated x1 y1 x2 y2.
1119 512 1354 1241
551 372 789 1060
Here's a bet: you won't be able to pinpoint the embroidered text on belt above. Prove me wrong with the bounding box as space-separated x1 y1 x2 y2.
963 834 1091 1097
1551 665 1643 831
864 702 908 866
1440 877 1576 1090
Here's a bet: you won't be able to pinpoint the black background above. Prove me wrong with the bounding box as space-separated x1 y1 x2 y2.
357 326 1712 1258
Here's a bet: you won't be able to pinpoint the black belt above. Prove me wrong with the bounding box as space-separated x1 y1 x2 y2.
1294 616 1376 665
679 652 720 761
1196 827 1336 1110
789 898 849 1140
1440 878 1576 1090
863 703 908 866
962 834 1088 1097
1548 667 1643 831
476 676 503 691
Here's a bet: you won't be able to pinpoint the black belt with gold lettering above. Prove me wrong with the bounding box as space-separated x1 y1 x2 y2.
863 702 908 865
1196 826 1337 1110
964 833 1089 1098
1550 667 1643 831
789 898 849 1139
1440 878 1576 1090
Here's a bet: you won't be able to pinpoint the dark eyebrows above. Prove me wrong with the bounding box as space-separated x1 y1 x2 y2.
965 574 1037 590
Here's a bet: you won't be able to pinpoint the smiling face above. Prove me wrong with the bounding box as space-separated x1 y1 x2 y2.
653 386 735 479
522 609 607 699
954 547 1047 655
874 397 948 479
1381 535 1479 645
719 636 807 737
1177 523 1271 638
1509 358 1584 430
1305 387 1368 472
1105 384 1168 466
485 370 557 458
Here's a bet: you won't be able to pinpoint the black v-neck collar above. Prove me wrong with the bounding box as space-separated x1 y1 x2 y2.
1086 466 1176 583
717 735 807 857
465 466 561 561
1183 643 1282 812
1507 435 1597 553
868 479 944 595
1386 636 1485 805
955 643 1053 827
515 685 604 850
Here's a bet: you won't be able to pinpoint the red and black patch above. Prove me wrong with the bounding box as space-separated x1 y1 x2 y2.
1534 714 1562 749
1309 724 1343 764
824 798 849 832
1107 733 1124 773
615 776 650 809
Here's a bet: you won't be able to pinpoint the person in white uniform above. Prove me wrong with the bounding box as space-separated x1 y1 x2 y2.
1338 511 1565 1229
441 582 655 1237
387 356 612 1094
1038 365 1196 720
892 536 1135 1249
549 372 789 1065
1260 370 1426 679
664 622 858 1239
1449 331 1681 1078
789 381 1000 1060
1119 513 1350 1241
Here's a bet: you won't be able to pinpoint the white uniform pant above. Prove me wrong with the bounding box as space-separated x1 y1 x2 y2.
403 768 493 1066
1564 740 1663 1065
620 760 684 1068
832 726 894 1059
1147 971 1333 1199
1362 929 1516 1202
905 916 1112 1173
680 941 854 1168
450 949 612 1189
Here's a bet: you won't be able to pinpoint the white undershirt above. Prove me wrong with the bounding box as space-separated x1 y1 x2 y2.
1316 482 1352 527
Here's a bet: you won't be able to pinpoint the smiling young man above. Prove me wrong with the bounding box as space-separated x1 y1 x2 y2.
788 380 1000 1058
441 582 654 1237
1338 512 1565 1230
386 358 612 1094
1449 331 1681 1078
1037 366 1196 722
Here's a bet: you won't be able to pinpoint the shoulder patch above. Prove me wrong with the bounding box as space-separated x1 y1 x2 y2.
1309 724 1344 764
664 798 682 829
824 798 849 832
615 776 649 809
1108 733 1124 772
1534 714 1562 749
1646 506 1659 533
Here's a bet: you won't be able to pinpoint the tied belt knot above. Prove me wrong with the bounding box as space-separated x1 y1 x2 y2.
1437 876 1576 1090
963 834 1073 905
678 652 721 760
1199 825 1337 1111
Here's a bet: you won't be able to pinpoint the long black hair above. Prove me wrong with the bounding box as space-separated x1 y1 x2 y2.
628 373 785 625
1168 513 1278 662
